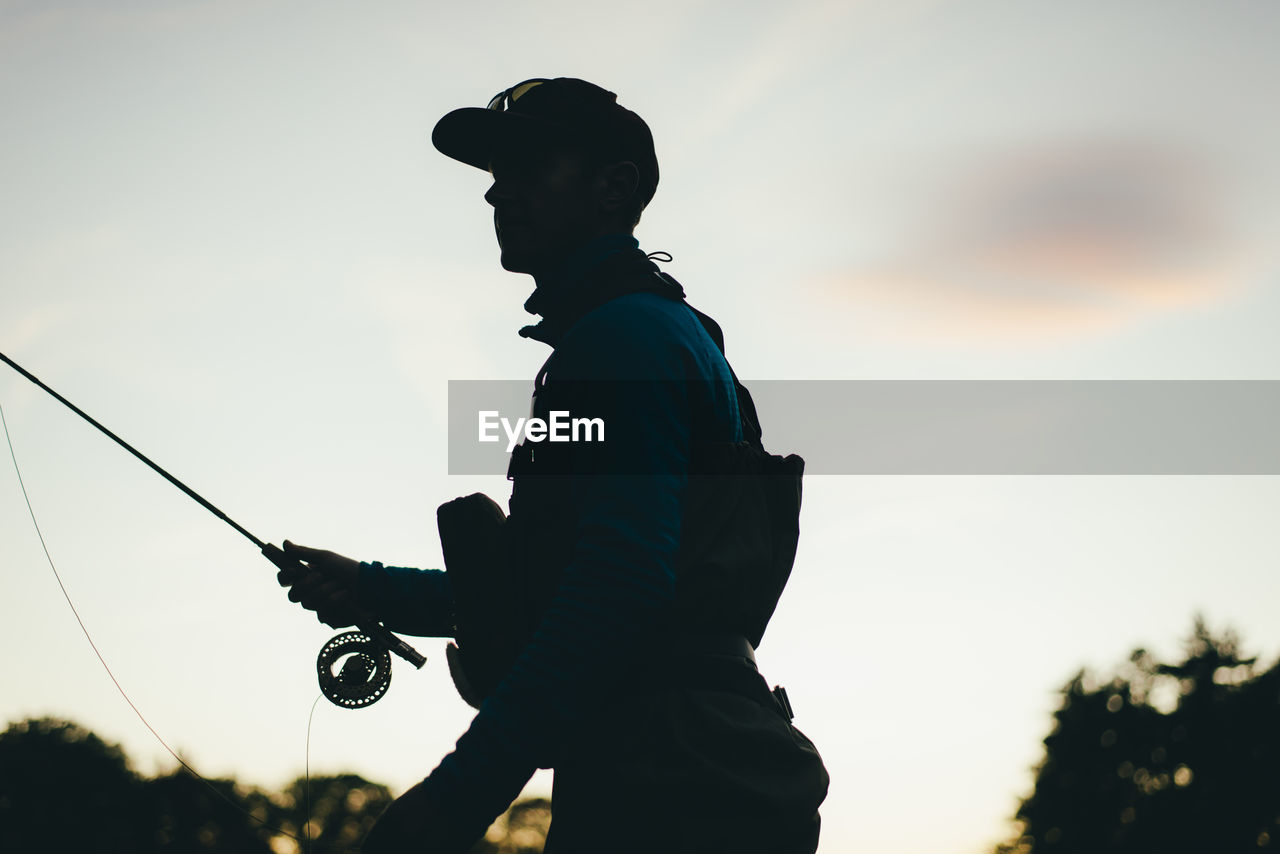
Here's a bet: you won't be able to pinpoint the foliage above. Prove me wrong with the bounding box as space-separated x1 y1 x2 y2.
0 717 144 851
0 716 550 853
274 773 394 852
471 797 553 854
999 616 1280 853
140 770 276 853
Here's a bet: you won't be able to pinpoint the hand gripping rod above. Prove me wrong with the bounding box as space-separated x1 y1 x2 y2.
0 350 425 669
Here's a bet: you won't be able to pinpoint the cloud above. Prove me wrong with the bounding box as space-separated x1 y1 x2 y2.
813 141 1254 342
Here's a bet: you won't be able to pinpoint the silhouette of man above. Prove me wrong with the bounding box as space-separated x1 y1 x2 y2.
279 77 828 854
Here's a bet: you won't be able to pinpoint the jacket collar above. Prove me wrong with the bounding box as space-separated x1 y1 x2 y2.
518 235 684 347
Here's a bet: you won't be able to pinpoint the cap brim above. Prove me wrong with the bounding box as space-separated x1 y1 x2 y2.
432 107 557 172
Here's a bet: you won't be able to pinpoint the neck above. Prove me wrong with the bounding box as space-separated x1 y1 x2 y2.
518 234 677 347
531 233 639 291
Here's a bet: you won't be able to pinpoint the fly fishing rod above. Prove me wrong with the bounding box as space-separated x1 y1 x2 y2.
1 349 425 708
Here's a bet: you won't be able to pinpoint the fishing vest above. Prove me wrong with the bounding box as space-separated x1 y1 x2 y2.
438 264 803 707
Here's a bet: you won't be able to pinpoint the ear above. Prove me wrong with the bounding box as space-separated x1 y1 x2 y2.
597 161 640 213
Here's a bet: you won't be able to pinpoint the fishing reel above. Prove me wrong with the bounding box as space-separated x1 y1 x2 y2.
258 544 426 709
317 631 393 708
311 619 425 708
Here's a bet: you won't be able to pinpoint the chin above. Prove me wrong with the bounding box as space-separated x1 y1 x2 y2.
498 245 545 275
499 252 533 274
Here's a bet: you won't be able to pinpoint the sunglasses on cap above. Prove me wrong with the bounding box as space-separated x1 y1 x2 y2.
486 78 550 112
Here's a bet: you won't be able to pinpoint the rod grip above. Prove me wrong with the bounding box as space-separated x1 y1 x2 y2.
261 543 427 669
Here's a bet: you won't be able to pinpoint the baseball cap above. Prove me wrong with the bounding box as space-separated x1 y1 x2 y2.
432 77 659 209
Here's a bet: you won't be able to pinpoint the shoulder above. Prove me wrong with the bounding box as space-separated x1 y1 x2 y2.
554 292 718 381
572 291 704 346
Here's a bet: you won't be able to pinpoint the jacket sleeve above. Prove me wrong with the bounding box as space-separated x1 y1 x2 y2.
416 296 693 837
357 562 455 637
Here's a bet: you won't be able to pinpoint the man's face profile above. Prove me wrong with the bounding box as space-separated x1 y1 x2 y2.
484 142 602 276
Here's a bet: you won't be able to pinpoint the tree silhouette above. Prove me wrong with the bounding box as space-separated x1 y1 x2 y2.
0 716 553 853
0 717 144 851
999 616 1280 852
469 796 552 854
139 768 276 853
272 772 394 852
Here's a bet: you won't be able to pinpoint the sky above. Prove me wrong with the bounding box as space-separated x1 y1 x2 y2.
2 1 1279 851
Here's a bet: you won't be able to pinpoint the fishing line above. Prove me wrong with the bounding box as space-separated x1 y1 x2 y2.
0 350 423 842
304 693 323 854
1 398 301 842
0 349 426 695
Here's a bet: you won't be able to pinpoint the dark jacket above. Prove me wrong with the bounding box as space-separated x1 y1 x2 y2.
370 240 828 852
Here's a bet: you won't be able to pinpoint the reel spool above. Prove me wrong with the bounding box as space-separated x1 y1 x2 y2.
317 631 393 708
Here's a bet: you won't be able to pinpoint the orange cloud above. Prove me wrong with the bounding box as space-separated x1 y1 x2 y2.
811 141 1254 342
